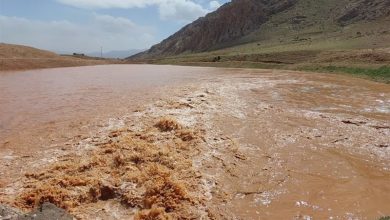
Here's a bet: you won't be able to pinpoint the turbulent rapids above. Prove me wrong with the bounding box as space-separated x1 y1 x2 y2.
0 65 389 219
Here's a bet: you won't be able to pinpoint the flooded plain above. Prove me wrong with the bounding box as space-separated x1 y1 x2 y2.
0 65 389 219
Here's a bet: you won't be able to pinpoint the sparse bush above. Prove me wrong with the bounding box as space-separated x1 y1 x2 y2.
212 56 221 62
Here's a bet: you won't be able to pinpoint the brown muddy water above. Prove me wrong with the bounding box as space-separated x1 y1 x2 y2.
0 65 389 219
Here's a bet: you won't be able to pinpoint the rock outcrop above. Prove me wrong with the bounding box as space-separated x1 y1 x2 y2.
132 0 298 59
337 0 390 25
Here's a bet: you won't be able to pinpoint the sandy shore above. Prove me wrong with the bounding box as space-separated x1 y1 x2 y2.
0 57 120 71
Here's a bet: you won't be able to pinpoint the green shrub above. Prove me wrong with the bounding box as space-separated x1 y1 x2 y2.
299 65 390 83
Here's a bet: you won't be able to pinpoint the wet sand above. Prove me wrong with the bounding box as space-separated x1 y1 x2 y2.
0 65 389 219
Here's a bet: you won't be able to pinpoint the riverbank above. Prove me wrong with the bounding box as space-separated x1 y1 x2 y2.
135 48 390 84
0 57 122 71
148 61 390 84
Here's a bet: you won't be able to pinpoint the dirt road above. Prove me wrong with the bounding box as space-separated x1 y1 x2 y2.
0 65 389 219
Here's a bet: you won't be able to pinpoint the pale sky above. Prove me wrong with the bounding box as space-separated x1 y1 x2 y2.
0 0 229 53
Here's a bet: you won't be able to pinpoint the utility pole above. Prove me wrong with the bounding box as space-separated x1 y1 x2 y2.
100 46 103 58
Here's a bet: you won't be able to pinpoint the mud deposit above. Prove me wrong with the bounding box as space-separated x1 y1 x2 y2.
0 65 389 219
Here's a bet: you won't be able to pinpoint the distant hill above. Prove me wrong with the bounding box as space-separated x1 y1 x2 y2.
0 43 59 59
88 49 144 59
131 0 390 60
0 43 116 71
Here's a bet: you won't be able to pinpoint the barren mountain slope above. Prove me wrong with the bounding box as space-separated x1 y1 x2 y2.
132 0 298 58
131 0 390 60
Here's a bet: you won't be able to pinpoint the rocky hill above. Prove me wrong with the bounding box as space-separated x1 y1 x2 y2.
131 0 390 60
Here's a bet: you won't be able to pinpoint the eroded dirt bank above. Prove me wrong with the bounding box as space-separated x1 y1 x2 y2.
0 66 389 219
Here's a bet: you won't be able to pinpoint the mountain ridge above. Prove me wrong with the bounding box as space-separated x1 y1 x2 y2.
131 0 390 60
87 49 144 59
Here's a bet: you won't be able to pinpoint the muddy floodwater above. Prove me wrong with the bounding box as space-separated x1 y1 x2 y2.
0 65 389 219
